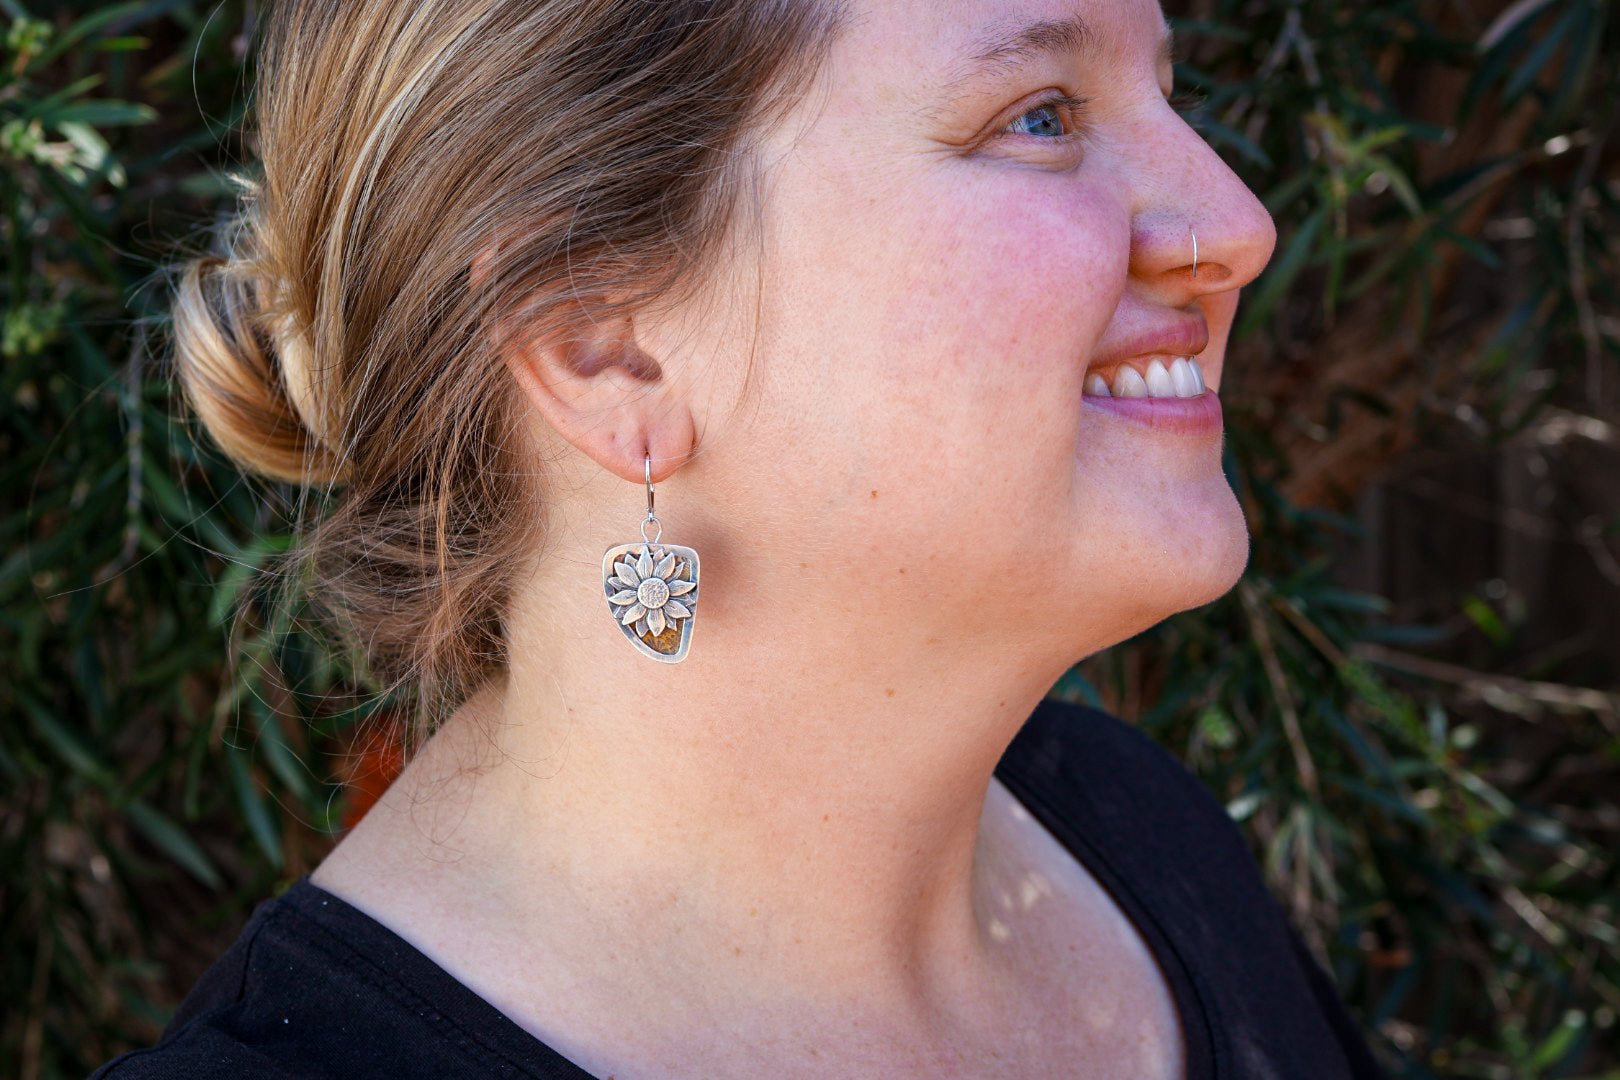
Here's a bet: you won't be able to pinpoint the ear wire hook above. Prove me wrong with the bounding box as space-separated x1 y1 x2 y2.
642 453 660 544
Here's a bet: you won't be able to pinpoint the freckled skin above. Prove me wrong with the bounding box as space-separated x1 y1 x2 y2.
649 0 1276 664
318 0 1276 1077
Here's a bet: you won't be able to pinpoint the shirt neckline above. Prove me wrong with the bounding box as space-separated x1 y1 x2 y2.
992 702 1222 1080
279 702 1217 1079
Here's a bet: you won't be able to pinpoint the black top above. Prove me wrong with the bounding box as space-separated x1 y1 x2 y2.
91 699 1387 1079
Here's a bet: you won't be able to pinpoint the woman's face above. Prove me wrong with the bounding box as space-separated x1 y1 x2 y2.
657 0 1276 665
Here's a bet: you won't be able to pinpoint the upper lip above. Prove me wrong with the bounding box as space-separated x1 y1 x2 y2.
1086 312 1209 372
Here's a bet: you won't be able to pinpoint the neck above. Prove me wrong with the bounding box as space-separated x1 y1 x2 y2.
316 496 1097 1034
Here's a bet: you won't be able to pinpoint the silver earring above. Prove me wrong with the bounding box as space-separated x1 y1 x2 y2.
1191 228 1199 278
603 455 699 663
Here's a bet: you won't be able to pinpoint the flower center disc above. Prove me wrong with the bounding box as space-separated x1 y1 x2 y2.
638 577 670 610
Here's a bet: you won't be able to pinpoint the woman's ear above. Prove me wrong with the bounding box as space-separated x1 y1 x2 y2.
498 307 696 486
471 242 695 485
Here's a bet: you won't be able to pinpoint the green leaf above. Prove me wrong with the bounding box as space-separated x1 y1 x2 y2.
1543 1 1601 130
123 801 223 889
19 693 116 787
1298 588 1392 616
1323 771 1432 826
250 695 313 803
16 73 104 117
31 1 168 67
1236 205 1327 340
92 35 150 54
1358 622 1451 647
208 533 293 625
226 747 283 870
1193 116 1273 169
37 100 157 128
1500 4 1577 104
1523 1009 1585 1074
1460 592 1509 647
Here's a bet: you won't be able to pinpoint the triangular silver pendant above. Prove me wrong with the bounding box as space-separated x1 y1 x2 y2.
603 541 699 663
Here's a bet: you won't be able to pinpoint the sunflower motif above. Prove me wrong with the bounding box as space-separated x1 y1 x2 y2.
606 544 696 640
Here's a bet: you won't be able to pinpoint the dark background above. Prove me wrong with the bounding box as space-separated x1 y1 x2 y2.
2 0 1617 1076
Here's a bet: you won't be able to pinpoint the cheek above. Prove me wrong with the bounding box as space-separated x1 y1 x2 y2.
880 169 1124 376
778 161 1128 429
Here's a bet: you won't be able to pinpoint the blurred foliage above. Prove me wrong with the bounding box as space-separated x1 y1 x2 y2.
1 1 1616 1079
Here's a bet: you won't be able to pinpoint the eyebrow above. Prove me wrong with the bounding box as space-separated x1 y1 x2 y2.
943 16 1177 96
965 16 1099 69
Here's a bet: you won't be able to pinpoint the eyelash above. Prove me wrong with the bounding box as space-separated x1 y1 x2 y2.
999 87 1206 144
1168 89 1205 116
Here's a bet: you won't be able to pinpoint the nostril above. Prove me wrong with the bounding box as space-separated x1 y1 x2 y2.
1187 262 1232 286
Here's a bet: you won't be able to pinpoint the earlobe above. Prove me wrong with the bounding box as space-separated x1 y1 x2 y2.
501 312 696 485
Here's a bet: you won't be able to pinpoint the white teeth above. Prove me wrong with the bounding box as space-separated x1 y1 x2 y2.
1090 357 1212 401
1111 365 1148 397
1170 356 1201 397
1144 358 1175 397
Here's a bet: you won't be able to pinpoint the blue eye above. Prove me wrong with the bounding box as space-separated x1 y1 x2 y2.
1003 94 1089 139
1009 104 1066 137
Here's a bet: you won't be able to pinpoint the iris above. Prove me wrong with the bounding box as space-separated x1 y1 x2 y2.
1009 104 1065 137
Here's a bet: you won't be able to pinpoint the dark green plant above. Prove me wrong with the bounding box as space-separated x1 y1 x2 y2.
3 1 1616 1078
1 4 352 1076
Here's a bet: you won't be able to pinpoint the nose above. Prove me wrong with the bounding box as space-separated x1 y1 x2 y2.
1127 102 1277 297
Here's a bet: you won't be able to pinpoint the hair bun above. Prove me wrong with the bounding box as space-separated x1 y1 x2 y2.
174 250 343 485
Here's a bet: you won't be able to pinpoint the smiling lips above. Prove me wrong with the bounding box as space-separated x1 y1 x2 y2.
1080 315 1223 435
1085 312 1212 399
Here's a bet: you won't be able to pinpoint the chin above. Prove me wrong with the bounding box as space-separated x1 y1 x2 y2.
1184 513 1250 610
1091 486 1250 648
1172 479 1250 609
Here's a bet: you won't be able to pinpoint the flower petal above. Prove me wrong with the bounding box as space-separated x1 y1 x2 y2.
608 589 639 605
654 552 675 580
647 606 666 636
614 559 640 586
663 599 691 619
634 616 649 637
635 550 653 578
667 579 695 596
620 603 646 626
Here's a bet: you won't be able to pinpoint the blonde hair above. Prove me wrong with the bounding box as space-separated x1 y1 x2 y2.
175 0 843 714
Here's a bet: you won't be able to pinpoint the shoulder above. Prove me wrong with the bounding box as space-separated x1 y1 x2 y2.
89 895 311 1079
88 885 369 1080
91 1032 307 1080
90 879 573 1080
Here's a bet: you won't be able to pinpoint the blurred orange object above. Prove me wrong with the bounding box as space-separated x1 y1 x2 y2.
338 721 406 832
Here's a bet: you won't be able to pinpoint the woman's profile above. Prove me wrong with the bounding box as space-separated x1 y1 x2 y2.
93 0 1388 1076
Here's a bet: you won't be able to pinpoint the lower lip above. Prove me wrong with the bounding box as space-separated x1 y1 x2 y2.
1081 389 1224 436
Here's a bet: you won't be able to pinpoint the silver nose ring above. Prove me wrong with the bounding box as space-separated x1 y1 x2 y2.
1191 228 1198 278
